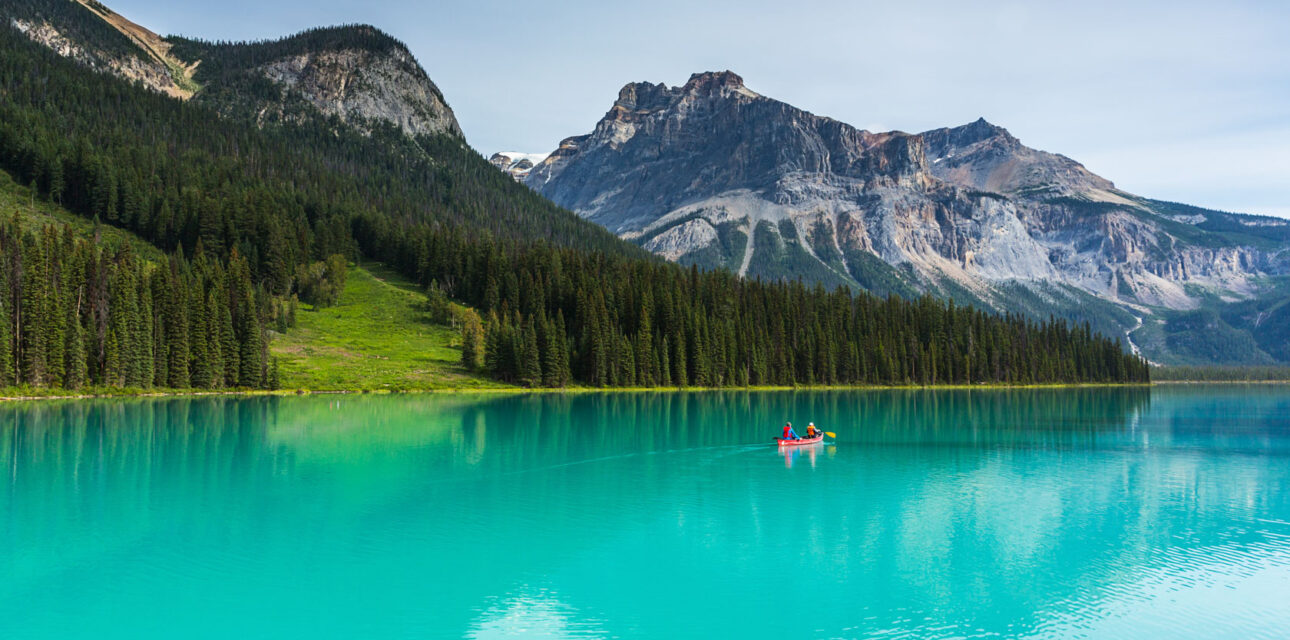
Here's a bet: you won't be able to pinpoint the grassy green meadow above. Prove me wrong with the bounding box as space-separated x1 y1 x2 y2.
270 264 509 392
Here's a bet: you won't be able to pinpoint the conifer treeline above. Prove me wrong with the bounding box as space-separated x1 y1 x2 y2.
0 217 278 390
356 217 1151 386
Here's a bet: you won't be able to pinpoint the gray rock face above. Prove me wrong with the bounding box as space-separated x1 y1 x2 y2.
524 71 1290 364
257 45 461 139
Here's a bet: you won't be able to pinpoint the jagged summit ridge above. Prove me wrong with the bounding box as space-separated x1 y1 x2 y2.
680 70 756 95
614 71 757 108
526 70 923 234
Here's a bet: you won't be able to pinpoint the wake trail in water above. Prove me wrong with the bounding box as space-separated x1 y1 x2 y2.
410 443 773 489
494 443 770 479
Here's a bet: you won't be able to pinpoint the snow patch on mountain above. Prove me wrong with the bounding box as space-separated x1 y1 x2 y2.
489 151 550 180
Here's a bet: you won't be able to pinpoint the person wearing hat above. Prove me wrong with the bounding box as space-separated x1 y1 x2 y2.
806 422 819 438
782 422 800 440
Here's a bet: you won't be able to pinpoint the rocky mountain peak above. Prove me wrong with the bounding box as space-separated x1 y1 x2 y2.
525 70 942 236
921 118 1112 196
931 117 1017 149
682 70 748 94
613 81 671 111
171 23 463 138
252 37 463 138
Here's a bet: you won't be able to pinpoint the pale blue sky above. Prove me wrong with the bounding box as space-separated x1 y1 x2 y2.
112 0 1290 217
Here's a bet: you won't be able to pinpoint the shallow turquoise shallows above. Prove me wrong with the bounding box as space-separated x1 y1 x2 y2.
3 387 1290 639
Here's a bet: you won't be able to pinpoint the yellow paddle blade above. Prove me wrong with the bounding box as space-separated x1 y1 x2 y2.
825 432 836 438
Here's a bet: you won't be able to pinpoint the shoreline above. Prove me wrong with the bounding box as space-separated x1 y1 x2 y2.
9 378 1289 402
0 381 1187 402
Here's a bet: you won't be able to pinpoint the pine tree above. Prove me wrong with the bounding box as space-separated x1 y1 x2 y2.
659 340 672 387
43 235 66 387
484 310 504 375
233 260 262 388
0 269 12 387
550 311 571 387
189 283 212 388
460 308 485 371
49 158 65 205
19 235 48 385
206 290 224 387
219 300 238 384
114 264 141 386
63 297 86 390
689 322 708 387
268 357 281 390
541 315 563 387
165 266 190 388
520 319 542 387
672 332 688 387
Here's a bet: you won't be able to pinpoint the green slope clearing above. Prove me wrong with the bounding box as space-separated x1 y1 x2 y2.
271 263 509 392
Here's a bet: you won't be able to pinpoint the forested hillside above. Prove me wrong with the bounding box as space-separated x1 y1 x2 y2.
0 3 1149 391
359 223 1150 386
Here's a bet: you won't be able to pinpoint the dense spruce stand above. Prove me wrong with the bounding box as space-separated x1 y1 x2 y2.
0 7 1148 391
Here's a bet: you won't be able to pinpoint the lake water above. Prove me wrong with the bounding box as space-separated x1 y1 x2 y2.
2 387 1289 639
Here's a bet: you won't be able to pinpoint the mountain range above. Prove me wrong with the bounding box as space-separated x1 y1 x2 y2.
506 71 1290 365
0 0 1260 373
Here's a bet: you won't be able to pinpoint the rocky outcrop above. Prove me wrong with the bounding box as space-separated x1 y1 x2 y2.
523 71 1290 363
256 44 460 138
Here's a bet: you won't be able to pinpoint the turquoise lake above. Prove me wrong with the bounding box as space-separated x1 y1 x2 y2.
3 387 1290 638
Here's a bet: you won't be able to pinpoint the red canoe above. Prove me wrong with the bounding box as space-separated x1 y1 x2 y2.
776 434 824 446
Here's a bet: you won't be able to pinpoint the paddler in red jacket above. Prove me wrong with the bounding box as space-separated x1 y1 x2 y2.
782 422 800 440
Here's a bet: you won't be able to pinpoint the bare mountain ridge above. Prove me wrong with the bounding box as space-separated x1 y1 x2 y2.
522 71 1290 364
